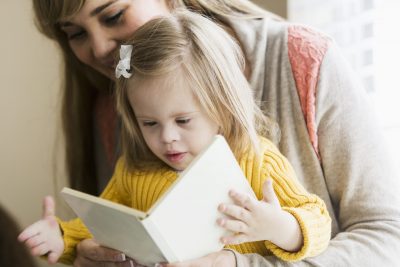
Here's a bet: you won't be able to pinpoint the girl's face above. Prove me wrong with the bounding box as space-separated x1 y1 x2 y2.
59 0 171 79
128 78 219 171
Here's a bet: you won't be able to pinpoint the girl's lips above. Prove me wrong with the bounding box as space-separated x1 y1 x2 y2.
166 152 187 163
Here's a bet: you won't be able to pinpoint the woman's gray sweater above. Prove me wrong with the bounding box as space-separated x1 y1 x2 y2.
230 17 400 266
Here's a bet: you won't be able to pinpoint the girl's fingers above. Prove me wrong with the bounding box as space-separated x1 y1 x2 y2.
218 203 250 222
24 234 44 249
217 217 248 234
47 251 62 264
221 233 248 245
30 242 50 256
18 222 41 242
18 230 33 243
228 190 257 211
19 218 55 242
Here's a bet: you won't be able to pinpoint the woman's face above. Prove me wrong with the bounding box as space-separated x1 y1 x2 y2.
60 0 171 79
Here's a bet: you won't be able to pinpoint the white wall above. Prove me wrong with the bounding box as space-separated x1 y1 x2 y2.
0 1 68 266
287 0 400 169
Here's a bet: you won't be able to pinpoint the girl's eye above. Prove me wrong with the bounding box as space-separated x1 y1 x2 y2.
176 118 191 124
104 10 124 25
143 121 157 127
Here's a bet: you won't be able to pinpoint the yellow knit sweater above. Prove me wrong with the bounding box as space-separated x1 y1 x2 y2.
58 137 331 264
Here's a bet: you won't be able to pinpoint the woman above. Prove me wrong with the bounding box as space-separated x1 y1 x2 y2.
31 0 400 266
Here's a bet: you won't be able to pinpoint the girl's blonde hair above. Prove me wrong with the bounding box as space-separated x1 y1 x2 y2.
31 0 275 193
116 10 274 169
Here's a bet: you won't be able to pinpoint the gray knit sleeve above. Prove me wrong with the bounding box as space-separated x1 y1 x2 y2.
235 40 400 267
307 41 400 266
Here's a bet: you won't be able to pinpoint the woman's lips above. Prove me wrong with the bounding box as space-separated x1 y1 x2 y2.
166 152 187 163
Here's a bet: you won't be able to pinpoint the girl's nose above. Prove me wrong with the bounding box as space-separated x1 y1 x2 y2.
161 126 180 144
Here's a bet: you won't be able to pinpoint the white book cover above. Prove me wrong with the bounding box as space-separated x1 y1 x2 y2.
61 135 255 267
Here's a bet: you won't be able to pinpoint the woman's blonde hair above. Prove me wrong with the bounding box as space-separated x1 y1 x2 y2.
31 0 274 193
116 10 274 169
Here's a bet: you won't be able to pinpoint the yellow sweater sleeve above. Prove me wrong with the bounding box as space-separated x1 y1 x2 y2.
262 139 331 261
57 159 130 264
57 218 92 264
238 138 331 262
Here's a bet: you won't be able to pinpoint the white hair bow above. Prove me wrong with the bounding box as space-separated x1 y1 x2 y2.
115 45 133 78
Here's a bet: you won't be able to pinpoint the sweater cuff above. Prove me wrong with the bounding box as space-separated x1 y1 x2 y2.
56 217 93 264
264 207 310 262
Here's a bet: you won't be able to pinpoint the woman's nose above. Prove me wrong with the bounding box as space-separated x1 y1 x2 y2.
90 32 118 60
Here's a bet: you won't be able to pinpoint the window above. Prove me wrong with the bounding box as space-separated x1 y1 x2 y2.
288 0 400 165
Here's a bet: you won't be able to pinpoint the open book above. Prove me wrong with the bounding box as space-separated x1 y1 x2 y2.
61 135 255 267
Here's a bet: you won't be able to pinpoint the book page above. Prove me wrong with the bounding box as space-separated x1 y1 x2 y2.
147 135 255 262
61 188 167 266
60 135 255 265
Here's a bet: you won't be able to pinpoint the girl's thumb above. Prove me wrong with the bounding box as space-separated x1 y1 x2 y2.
262 179 280 207
42 195 55 218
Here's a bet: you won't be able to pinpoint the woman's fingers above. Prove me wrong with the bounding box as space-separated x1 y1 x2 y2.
73 255 136 267
76 239 126 261
74 239 136 267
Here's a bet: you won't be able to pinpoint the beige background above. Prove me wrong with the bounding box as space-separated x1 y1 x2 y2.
253 0 287 17
0 1 284 266
1 1 70 266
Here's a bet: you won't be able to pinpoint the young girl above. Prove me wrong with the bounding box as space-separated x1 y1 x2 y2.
19 11 331 266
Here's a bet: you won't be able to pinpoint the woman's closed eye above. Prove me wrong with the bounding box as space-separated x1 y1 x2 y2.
67 29 86 41
63 9 125 41
103 10 124 26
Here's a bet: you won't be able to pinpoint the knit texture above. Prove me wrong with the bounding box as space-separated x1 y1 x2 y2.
229 16 400 267
288 25 330 160
57 137 331 264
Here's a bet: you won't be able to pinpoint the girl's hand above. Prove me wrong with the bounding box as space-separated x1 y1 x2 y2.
18 196 64 264
218 180 302 251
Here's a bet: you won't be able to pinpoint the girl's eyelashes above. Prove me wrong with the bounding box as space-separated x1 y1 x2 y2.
176 118 191 124
103 10 124 26
140 117 192 127
142 121 157 127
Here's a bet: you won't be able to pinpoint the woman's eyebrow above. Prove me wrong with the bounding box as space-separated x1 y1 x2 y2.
90 0 117 16
59 0 117 27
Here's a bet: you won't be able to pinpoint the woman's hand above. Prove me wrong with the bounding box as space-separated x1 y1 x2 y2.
74 239 145 267
74 242 238 267
162 250 237 267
